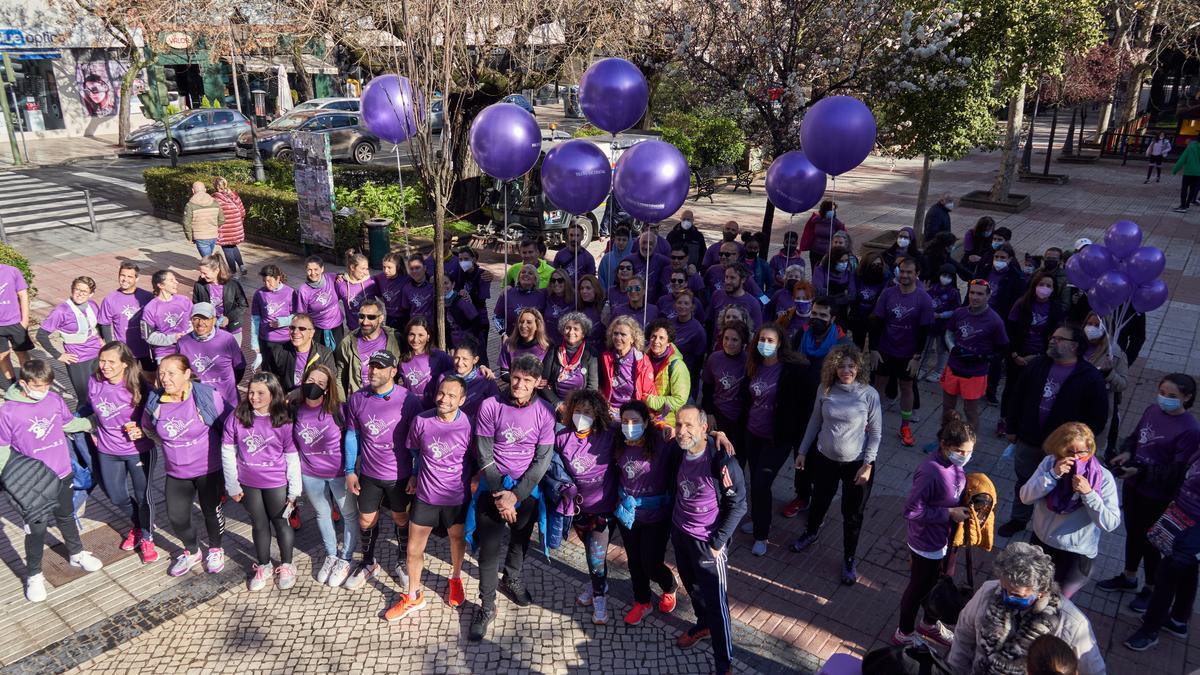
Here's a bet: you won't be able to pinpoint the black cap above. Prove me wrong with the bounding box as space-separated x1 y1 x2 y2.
367 350 398 368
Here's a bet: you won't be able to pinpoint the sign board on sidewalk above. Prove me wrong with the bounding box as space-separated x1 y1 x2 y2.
293 131 335 249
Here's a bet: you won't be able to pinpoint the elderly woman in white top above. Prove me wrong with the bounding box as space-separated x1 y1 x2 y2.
949 542 1106 674
1019 421 1121 599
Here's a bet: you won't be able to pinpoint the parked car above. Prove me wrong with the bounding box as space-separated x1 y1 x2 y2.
429 99 443 133
503 94 535 116
292 97 361 112
236 110 379 164
123 108 251 158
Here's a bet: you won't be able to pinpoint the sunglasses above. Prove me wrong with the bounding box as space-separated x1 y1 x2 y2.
670 255 688 260
627 286 643 293
549 278 566 285
719 252 735 258
618 266 633 271
289 326 312 332
670 278 686 285
358 313 381 320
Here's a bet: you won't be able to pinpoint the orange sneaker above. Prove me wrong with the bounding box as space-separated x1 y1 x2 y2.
676 626 712 649
900 425 915 447
447 577 466 607
657 591 677 614
384 592 426 622
781 498 809 518
624 601 654 625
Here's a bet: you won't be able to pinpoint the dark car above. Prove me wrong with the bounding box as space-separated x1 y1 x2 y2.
124 108 251 157
503 94 535 116
236 110 379 164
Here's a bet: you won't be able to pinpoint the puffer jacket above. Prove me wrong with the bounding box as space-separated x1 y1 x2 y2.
182 191 225 242
213 189 246 246
644 346 690 426
0 446 61 525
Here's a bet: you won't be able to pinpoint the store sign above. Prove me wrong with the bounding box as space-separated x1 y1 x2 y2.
0 28 26 48
164 32 192 49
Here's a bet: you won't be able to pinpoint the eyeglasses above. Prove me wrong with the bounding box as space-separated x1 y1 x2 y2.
618 265 633 271
549 278 566 285
358 313 381 320
670 279 686 285
719 252 735 258
289 326 312 333
627 286 643 293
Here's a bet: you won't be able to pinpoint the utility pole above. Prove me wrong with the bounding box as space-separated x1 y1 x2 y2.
0 52 23 165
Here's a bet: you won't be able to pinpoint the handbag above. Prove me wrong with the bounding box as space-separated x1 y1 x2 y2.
1147 502 1197 557
922 504 983 625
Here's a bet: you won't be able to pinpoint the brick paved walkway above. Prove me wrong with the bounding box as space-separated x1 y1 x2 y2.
1 141 1199 673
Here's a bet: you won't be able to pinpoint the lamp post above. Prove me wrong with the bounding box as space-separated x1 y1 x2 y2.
230 23 265 182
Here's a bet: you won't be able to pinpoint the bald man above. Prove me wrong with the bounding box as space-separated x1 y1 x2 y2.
702 220 742 270
183 181 225 258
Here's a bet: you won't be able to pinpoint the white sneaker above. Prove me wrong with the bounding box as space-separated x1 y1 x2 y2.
577 584 594 606
316 556 337 584
327 558 351 587
739 520 754 535
592 595 608 625
343 561 379 590
25 572 47 602
924 371 941 383
393 561 409 589
69 551 103 572
248 562 273 591
205 548 225 574
751 540 768 557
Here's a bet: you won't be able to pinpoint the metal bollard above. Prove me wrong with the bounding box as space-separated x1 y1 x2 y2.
84 188 99 235
0 212 7 244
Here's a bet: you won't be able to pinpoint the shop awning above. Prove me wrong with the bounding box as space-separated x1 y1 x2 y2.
235 54 338 76
0 49 62 60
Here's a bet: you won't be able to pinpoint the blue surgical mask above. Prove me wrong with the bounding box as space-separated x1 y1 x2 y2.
947 452 972 468
458 260 473 272
444 290 456 301
991 240 1003 250
1001 588 1037 609
622 422 645 441
1159 395 1183 413
993 259 1008 271
940 275 954 286
757 341 778 358
835 262 849 273
824 210 834 219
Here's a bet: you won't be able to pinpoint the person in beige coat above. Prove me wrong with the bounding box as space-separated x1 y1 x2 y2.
183 181 225 259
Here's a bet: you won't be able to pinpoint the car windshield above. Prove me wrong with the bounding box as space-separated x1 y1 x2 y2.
293 101 322 111
164 112 189 126
268 115 309 130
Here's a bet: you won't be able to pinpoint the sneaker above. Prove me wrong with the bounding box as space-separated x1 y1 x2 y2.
917 620 955 647
24 573 47 603
393 562 409 589
923 370 941 383
781 498 809 518
289 509 302 530
841 558 859 586
624 601 654 625
248 562 273 591
384 592 426 622
169 550 200 577
276 563 297 590
1173 207 1189 214
1124 629 1159 651
592 595 608 625
205 548 225 574
1144 179 1151 184
468 605 496 641
139 539 159 564
577 585 594 606
676 626 712 649
890 628 918 647
69 551 103 572
995 419 1007 438
1163 617 1188 639
996 520 1026 538
658 591 677 614
790 531 819 553
751 540 768 557
985 392 999 406
1096 573 1139 592
739 520 754 535
343 562 379 590
327 558 352 587
1129 587 1152 614
447 577 466 607
500 575 532 607
120 528 140 551
316 556 337 585
899 426 915 447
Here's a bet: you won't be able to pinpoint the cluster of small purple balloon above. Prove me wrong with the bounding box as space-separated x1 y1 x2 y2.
764 96 878 214
1065 220 1169 317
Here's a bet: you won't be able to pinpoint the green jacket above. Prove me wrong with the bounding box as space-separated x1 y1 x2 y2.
333 326 400 401
645 345 691 427
182 192 225 242
1173 141 1200 177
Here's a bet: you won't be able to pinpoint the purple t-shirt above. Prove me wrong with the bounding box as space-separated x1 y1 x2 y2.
142 294 193 361
0 264 27 326
499 342 548 372
621 252 671 297
556 426 618 515
336 276 377 332
1038 362 1075 426
399 279 435 324
41 300 103 361
495 287 547 331
702 350 747 420
673 445 720 542
223 413 295 489
853 281 886 319
374 273 407 319
398 350 452 400
747 361 782 438
608 350 638 413
618 441 673 523
296 274 344 329
475 396 555 479
551 346 589 399
1010 299 1052 355
656 292 707 324
407 410 473 506
1127 405 1200 497
355 331 388 389
98 288 154 358
348 386 421 482
144 388 224 479
611 302 659 330
709 290 763 331
177 331 245 408
552 248 597 280
873 285 935 358
294 403 344 479
543 296 573 344
0 393 73 478
436 370 500 420
87 378 153 457
673 318 708 367
947 307 1009 377
252 285 296 343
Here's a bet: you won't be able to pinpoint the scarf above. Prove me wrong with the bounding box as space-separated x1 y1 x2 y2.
800 325 842 358
1045 456 1104 514
648 344 675 379
974 588 1062 675
556 343 585 383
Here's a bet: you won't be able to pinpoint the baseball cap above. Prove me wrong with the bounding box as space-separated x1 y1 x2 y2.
1074 237 1092 250
367 350 398 368
190 302 216 319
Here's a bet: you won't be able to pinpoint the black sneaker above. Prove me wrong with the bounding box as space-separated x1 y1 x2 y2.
1124 629 1159 652
996 520 1026 538
1163 617 1188 639
500 576 533 607
1096 574 1138 592
985 392 999 406
468 605 496 642
1129 587 1152 614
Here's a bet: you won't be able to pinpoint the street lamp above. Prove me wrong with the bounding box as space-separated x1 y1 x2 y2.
230 22 265 182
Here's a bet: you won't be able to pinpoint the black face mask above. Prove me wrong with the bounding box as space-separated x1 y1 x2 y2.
302 383 326 401
809 318 830 335
723 232 737 242
1043 259 1059 271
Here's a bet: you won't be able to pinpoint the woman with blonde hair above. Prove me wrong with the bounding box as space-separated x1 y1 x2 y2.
1019 422 1120 598
598 315 656 417
498 307 550 379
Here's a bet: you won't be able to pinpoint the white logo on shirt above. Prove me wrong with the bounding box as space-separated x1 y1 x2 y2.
404 369 428 387
428 439 451 460
890 303 917 320
1042 380 1061 400
120 305 138 320
190 355 215 374
623 459 648 480
383 288 400 302
314 289 333 306
161 416 193 439
364 415 391 437
410 294 427 309
750 378 776 397
163 311 184 328
957 323 984 341
719 373 741 391
266 301 288 317
570 454 597 475
501 423 530 445
678 478 698 500
94 397 125 419
1138 424 1165 447
243 431 270 455
298 422 327 446
27 417 53 440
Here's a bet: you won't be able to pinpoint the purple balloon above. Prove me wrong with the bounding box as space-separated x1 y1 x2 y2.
541 140 611 215
469 103 542 181
1086 286 1113 316
613 140 690 223
765 151 827 214
1092 270 1134 308
1132 279 1169 313
799 96 877 176
361 75 418 144
1065 254 1096 290
1104 220 1143 259
579 58 649 134
1123 246 1165 285
1077 243 1116 278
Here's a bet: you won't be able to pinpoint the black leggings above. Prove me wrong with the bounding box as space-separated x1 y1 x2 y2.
241 485 294 565
805 450 875 562
1180 175 1200 209
745 433 794 540
165 472 225 553
475 494 538 607
1146 156 1164 180
898 552 944 633
1122 488 1171 586
65 359 95 410
618 518 676 604
97 450 154 536
1031 534 1093 599
574 514 614 596
1142 555 1198 633
26 477 84 576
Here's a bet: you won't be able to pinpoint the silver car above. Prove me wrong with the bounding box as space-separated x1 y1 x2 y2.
123 108 252 158
292 97 361 112
236 110 380 164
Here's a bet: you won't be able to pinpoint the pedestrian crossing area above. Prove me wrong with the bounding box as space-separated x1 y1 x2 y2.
0 171 141 236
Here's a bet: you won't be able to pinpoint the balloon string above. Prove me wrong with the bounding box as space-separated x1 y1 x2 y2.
829 174 837 263
395 146 406 232
503 183 509 335
644 233 651 328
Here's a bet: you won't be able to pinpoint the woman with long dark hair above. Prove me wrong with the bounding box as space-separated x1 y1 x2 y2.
812 246 856 323
335 250 377 334
1001 271 1063 434
193 253 249 343
701 320 750 461
142 270 193 362
498 307 549 380
397 316 453 405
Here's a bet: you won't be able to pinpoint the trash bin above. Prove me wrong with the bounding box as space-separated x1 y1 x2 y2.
365 217 392 270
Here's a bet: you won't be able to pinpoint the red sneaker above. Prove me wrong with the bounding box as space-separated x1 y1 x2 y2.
900 425 915 447
120 528 140 551
447 577 466 608
332 503 341 522
624 601 654 625
781 498 809 518
383 592 426 622
676 627 712 649
139 539 159 563
657 591 677 614
289 509 302 530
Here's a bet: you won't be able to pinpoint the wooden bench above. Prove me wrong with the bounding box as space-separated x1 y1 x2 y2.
732 170 755 193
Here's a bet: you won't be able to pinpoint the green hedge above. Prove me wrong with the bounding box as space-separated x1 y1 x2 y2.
0 242 35 297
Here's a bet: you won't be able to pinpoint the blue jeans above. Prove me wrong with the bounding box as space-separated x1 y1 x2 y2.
221 244 245 272
301 474 358 560
195 238 217 257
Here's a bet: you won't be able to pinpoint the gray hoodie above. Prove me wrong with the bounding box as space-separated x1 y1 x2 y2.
799 381 882 464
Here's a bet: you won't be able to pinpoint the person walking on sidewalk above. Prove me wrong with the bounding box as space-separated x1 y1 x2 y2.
212 177 247 275
183 181 225 258
1172 138 1200 213
869 257 934 447
1145 132 1172 184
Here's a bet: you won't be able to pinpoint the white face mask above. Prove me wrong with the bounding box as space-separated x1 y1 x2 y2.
572 413 594 432
897 237 911 248
458 260 473 272
1084 325 1105 341
22 385 47 401
945 201 955 211
681 219 693 230
940 275 954 286
993 259 1008 271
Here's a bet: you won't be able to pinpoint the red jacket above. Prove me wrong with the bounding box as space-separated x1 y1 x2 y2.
213 189 246 246
599 348 657 406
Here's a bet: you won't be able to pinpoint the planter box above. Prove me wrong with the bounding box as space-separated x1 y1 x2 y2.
959 189 1031 214
1018 171 1070 185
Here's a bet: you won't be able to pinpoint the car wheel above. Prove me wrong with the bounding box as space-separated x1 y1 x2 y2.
352 142 375 164
158 139 181 158
572 216 594 247
276 148 294 162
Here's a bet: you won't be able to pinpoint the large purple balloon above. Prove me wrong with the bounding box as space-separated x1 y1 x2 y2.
799 96 877 176
540 140 611 215
1065 254 1096 290
1077 243 1116 278
1092 270 1134 308
765 151 827 214
613 140 690 223
469 103 541 181
1086 286 1113 315
1104 220 1143 259
361 75 418 144
1123 246 1165 285
579 58 649 134
1132 279 1169 313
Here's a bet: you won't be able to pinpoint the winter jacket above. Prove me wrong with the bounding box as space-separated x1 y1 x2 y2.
799 212 845 259
0 446 61 525
1021 455 1121 558
645 346 691 427
1173 140 1200 177
212 189 246 245
333 326 401 402
269 341 335 393
922 201 952 242
951 472 998 551
182 191 225 242
540 451 576 550
598 349 657 407
666 224 708 270
1008 357 1108 447
192 279 249 331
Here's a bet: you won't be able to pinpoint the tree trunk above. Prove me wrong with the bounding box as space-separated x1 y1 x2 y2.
1043 106 1059 175
116 60 142 146
292 43 314 102
1117 64 1152 129
433 194 446 350
1092 96 1113 141
761 200 776 245
1062 108 1077 155
989 82 1026 202
913 154 932 248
